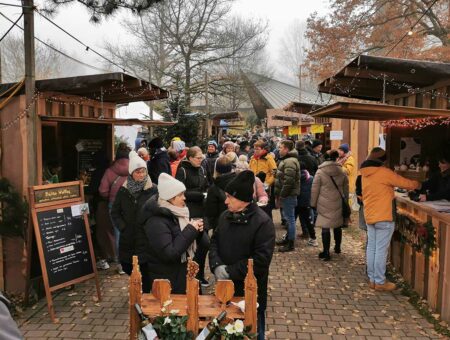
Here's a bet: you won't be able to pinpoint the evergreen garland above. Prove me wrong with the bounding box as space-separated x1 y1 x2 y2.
0 178 28 237
396 209 437 257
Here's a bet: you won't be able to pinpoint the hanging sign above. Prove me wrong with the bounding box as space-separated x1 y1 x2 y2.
330 130 344 141
29 181 101 322
288 125 300 135
311 124 324 134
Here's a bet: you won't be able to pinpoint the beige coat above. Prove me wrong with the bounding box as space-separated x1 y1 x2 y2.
311 161 349 228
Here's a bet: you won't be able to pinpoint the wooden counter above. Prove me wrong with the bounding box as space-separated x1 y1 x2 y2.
392 194 450 323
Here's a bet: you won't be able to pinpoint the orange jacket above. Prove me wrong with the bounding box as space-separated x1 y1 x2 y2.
249 153 277 186
360 165 419 225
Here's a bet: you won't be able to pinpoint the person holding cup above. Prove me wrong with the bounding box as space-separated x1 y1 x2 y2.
136 173 204 294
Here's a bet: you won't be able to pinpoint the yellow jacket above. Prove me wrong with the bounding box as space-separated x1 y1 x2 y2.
360 165 419 225
249 153 277 186
340 155 357 193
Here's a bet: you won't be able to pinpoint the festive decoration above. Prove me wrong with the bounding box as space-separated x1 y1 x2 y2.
213 319 256 339
381 116 450 130
396 209 437 257
0 178 28 237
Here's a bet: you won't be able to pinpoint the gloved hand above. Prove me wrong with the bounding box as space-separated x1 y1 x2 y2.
214 265 230 280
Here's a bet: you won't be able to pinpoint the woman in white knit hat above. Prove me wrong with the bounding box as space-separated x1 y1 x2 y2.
135 173 204 293
111 151 157 279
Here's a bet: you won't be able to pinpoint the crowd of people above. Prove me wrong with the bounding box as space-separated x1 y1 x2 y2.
86 132 450 339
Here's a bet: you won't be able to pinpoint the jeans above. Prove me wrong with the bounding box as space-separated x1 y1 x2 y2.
108 202 120 261
281 196 297 241
366 221 395 285
257 308 266 340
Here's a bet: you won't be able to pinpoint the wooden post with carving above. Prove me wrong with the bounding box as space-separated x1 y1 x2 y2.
186 259 200 334
215 280 234 310
129 256 142 340
244 259 258 333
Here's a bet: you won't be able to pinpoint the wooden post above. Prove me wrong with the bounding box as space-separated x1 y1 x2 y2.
244 259 257 334
129 256 142 340
215 280 234 311
186 259 199 334
152 280 171 312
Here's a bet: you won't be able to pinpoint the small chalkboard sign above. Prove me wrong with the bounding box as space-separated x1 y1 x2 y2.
29 181 101 322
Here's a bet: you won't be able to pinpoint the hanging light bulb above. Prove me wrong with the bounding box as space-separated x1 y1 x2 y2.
407 30 414 36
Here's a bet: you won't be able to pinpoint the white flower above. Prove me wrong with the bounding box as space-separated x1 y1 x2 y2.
234 319 244 333
225 323 236 334
212 318 218 326
169 309 180 315
161 307 166 313
163 299 173 307
163 317 171 325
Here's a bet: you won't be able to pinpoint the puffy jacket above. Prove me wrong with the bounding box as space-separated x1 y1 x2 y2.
136 196 200 294
249 153 277 186
147 148 171 184
297 170 313 207
338 153 357 193
209 203 275 310
360 160 419 225
311 161 349 228
205 172 237 230
99 158 129 203
175 160 208 218
274 150 300 198
110 178 157 264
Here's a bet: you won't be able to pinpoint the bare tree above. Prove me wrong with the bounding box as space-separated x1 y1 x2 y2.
1 33 81 82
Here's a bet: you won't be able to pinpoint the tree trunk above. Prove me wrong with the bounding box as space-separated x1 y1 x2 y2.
184 58 191 110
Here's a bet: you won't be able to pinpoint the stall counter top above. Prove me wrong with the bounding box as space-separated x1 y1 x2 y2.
395 192 450 224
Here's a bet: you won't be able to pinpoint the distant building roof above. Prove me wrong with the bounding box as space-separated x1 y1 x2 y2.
242 72 330 119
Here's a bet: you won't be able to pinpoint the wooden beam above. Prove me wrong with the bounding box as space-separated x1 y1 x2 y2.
343 67 432 86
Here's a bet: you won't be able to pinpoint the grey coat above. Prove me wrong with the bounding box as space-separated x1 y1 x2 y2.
310 161 349 228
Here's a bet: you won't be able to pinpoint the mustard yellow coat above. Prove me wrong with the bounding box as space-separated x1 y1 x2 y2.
340 154 357 193
249 153 277 186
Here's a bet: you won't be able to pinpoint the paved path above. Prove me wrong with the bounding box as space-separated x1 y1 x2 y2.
17 212 445 339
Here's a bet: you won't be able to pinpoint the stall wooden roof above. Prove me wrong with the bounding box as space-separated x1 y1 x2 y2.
318 55 450 101
310 102 450 121
0 73 169 104
41 116 176 126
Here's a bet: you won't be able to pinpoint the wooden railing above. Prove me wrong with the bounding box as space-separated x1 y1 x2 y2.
392 195 450 324
129 256 258 340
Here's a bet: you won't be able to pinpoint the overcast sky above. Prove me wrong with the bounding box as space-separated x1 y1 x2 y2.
0 0 330 82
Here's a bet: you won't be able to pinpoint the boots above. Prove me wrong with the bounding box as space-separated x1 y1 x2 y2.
276 233 288 246
279 240 294 252
320 230 331 261
334 227 342 254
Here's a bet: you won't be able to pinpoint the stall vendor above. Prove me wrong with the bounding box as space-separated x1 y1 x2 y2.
43 160 61 184
419 154 450 202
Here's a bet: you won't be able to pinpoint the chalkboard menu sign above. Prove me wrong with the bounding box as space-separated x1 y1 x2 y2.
37 207 94 287
29 181 100 322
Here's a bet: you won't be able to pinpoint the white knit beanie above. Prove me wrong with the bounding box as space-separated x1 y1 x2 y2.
158 173 186 200
128 151 147 175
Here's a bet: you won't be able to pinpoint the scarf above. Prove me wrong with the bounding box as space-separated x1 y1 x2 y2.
253 150 268 160
126 175 149 197
157 198 196 263
336 151 352 166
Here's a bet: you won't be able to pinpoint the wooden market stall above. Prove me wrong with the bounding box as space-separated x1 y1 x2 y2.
311 55 450 323
0 72 172 295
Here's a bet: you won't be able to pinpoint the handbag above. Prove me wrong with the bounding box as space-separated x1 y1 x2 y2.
329 176 351 224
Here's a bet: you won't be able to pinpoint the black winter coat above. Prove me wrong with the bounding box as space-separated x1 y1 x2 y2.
297 147 318 176
147 148 171 184
209 203 275 310
202 151 219 185
175 160 208 218
421 169 450 201
204 172 237 230
136 196 200 294
110 179 157 264
297 170 313 207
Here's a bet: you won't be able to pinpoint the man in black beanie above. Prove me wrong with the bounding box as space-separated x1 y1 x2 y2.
209 170 275 340
147 137 171 184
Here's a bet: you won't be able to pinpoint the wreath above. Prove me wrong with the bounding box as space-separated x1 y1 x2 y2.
0 178 28 237
396 209 437 257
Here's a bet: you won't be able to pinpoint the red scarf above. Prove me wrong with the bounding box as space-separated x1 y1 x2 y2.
253 150 268 160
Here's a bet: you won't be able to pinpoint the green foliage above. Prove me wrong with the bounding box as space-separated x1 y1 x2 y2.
0 178 28 237
152 314 192 340
155 88 202 146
